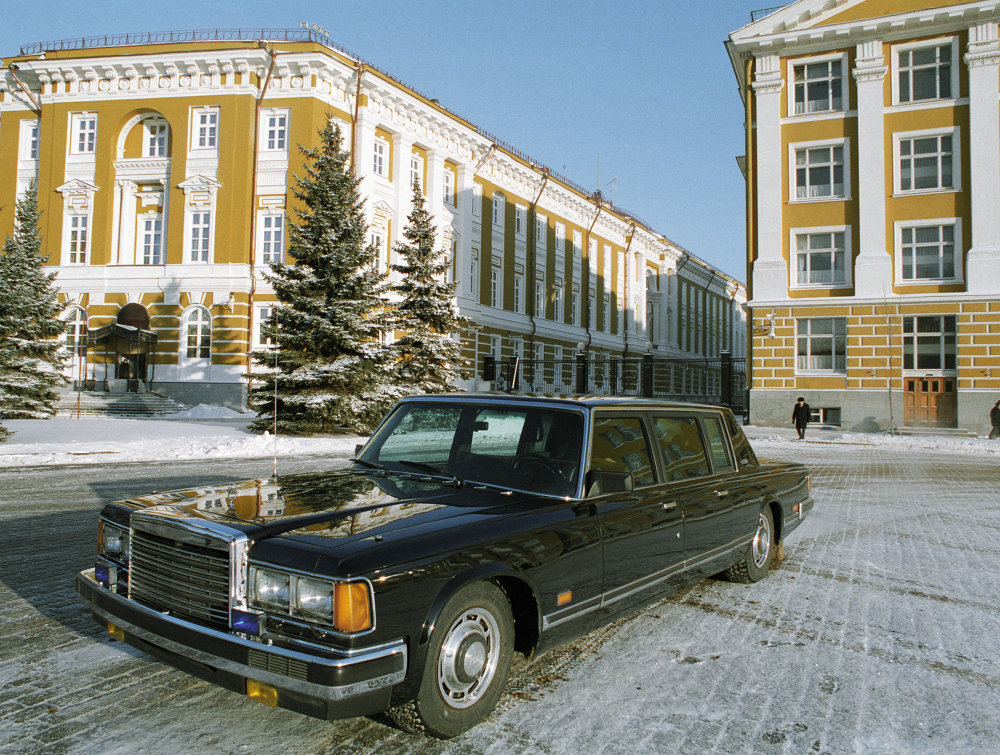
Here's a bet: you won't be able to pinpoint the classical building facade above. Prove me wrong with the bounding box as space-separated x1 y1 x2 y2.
1 29 745 409
728 0 1000 434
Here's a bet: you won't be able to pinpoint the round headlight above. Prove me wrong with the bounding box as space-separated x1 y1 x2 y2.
294 577 334 623
253 569 290 612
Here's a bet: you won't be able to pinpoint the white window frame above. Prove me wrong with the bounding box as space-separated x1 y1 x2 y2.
787 52 848 117
145 119 169 158
490 256 503 309
372 137 388 177
513 272 524 314
492 193 505 231
254 305 278 349
191 107 219 150
19 119 40 161
261 110 288 152
188 211 212 263
472 182 482 218
795 317 847 374
66 213 90 265
471 246 481 300
259 211 286 265
571 286 580 327
442 165 455 206
790 225 852 289
894 127 960 195
555 222 566 256
894 217 962 285
139 214 164 265
71 113 97 155
368 220 388 273
409 153 423 191
553 279 563 323
63 305 88 357
892 36 958 106
514 204 527 238
181 305 212 361
790 138 850 202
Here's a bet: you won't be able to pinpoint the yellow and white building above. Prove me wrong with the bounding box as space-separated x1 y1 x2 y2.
1 29 745 409
728 0 1000 434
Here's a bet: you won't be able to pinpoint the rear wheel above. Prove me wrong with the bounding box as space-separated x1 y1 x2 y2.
389 581 514 738
724 507 775 583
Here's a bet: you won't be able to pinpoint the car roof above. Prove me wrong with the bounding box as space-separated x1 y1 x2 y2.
399 393 728 413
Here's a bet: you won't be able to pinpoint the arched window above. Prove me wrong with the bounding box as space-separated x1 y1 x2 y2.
182 306 211 360
65 305 88 356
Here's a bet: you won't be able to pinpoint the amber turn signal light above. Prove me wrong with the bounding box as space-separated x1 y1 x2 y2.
108 622 125 642
246 679 279 707
334 582 372 632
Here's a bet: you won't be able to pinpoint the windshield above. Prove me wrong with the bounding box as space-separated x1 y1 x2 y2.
355 401 585 498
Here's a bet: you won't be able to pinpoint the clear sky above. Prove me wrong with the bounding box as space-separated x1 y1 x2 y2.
2 1 767 281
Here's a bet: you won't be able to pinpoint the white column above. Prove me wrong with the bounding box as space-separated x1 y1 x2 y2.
353 106 377 194
426 148 444 215
852 39 893 298
966 22 1000 294
456 160 475 300
751 54 787 300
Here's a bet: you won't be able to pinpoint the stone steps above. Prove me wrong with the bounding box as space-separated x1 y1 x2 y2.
55 390 189 418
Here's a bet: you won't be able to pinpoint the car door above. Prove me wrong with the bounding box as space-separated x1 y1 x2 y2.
588 412 684 611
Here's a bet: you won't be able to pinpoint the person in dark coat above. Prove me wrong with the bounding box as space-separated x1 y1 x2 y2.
791 396 811 439
990 400 1000 440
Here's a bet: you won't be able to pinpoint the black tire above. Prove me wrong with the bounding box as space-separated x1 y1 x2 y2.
724 507 775 584
389 581 514 739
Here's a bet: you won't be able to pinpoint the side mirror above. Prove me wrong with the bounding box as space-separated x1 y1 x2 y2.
354 443 365 457
586 470 633 497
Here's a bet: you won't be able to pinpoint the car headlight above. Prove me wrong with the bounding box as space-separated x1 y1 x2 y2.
98 521 130 563
249 565 371 633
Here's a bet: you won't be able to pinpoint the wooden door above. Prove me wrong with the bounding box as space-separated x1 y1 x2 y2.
904 378 957 428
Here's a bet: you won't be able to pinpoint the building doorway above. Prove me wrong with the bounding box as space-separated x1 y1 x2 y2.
904 377 956 428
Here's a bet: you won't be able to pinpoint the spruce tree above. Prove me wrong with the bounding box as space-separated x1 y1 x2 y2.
0 183 66 439
248 122 399 435
389 183 469 393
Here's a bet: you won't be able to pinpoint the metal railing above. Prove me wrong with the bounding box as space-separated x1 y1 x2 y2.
483 352 747 415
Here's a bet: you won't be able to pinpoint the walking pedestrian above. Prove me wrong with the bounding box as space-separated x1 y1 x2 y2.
791 396 811 439
990 400 1000 440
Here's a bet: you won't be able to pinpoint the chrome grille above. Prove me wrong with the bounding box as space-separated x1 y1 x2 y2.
129 526 231 629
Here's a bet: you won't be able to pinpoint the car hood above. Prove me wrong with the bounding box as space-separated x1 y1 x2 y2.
125 469 530 540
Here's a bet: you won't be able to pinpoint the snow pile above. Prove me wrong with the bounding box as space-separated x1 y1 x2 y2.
167 404 252 419
745 425 999 456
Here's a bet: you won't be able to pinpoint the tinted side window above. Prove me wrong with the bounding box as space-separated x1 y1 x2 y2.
590 416 656 487
702 416 736 473
652 415 710 481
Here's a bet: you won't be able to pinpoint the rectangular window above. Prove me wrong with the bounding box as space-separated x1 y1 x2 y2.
195 110 218 148
146 121 168 157
514 205 526 237
900 224 955 281
490 265 500 309
442 167 455 205
261 215 284 264
257 306 275 347
471 247 480 299
899 133 953 192
141 217 163 265
534 272 544 317
795 144 844 199
793 59 843 114
589 290 597 329
492 194 505 228
652 415 710 481
899 43 952 103
903 315 956 370
190 212 211 262
373 138 387 177
472 183 482 217
409 154 423 191
68 215 88 264
571 290 580 326
795 231 846 285
555 223 566 256
603 294 610 332
513 273 523 314
265 113 287 151
554 280 563 323
74 114 97 154
796 317 847 372
21 120 40 161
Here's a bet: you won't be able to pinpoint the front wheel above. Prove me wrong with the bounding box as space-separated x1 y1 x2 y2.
724 507 775 583
389 581 514 738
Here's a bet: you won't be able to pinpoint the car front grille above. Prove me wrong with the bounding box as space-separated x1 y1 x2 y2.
129 524 232 630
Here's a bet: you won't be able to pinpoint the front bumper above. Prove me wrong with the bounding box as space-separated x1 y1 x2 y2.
76 569 407 720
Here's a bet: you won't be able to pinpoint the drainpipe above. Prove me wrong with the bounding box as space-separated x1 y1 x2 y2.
8 64 42 115
526 169 549 350
622 223 635 357
244 42 277 401
583 202 602 352
474 144 498 175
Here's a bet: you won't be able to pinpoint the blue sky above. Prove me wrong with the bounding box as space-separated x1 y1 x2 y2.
3 1 766 280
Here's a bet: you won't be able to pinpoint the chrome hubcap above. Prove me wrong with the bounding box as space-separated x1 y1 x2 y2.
437 607 500 708
751 512 772 569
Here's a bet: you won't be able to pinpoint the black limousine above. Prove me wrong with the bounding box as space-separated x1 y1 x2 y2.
77 394 813 738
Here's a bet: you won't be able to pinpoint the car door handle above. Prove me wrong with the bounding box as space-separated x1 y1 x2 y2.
662 501 678 511
716 490 730 498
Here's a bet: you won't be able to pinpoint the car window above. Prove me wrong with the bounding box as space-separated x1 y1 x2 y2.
651 415 711 481
701 415 736 474
589 416 656 487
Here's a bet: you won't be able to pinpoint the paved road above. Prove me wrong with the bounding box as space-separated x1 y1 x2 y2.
2 444 999 754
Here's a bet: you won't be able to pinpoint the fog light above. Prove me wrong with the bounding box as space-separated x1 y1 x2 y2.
108 622 125 642
231 609 260 635
247 679 278 707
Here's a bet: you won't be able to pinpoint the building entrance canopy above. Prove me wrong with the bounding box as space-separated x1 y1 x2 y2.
87 323 159 388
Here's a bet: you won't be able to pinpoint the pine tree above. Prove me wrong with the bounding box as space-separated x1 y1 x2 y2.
0 183 66 439
248 122 400 435
389 183 469 393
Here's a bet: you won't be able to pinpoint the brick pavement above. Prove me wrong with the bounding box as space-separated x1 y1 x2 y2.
1 444 998 754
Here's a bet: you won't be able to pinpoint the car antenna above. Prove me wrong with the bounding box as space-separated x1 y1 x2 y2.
272 306 279 481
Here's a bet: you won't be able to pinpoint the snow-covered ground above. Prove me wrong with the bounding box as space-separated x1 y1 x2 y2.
0 406 996 469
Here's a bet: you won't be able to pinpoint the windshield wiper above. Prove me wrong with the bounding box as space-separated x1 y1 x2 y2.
351 459 387 474
394 460 466 487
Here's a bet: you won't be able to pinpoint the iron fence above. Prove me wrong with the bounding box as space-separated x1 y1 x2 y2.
483 352 747 415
